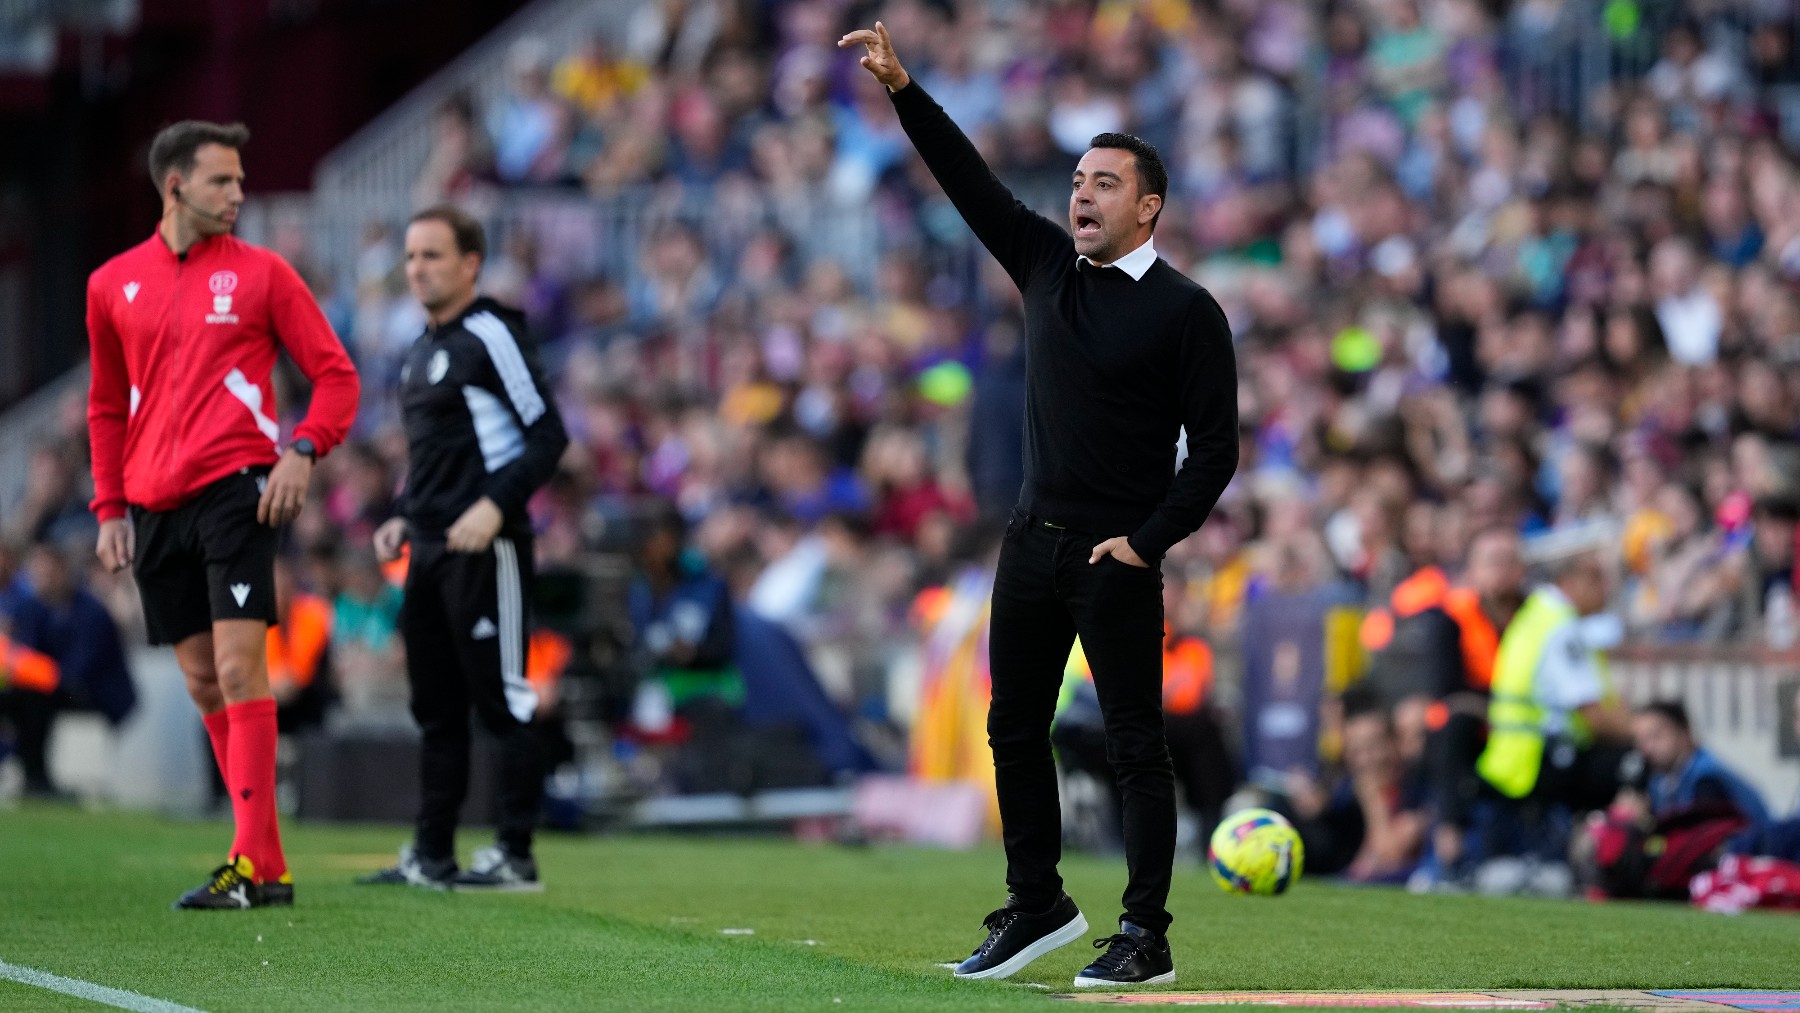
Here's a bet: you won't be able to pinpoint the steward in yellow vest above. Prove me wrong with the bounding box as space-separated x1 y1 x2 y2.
1477 551 1632 810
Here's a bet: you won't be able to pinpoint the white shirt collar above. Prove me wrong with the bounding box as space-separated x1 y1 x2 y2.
1077 237 1157 281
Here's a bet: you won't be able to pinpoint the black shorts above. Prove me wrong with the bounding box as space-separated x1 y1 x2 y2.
131 466 279 646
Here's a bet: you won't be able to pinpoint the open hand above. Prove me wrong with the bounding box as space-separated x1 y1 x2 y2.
838 21 910 92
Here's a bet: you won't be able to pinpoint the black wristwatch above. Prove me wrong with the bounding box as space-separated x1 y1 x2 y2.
291 437 317 461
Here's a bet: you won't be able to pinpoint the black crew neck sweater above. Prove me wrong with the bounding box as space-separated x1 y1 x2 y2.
889 81 1238 560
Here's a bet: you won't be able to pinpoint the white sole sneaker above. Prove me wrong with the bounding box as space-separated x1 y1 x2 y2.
953 912 1088 981
1072 969 1176 988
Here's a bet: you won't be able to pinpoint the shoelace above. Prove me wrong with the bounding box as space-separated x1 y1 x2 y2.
205 862 248 895
973 907 1021 956
1088 933 1145 974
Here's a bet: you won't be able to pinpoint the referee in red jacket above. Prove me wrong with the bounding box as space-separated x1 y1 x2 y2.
86 121 360 909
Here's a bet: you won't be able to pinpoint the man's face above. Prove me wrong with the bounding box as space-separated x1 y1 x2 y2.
1466 531 1525 600
1069 147 1157 262
171 143 243 236
1632 712 1690 772
1561 554 1610 614
1342 713 1399 782
405 220 480 314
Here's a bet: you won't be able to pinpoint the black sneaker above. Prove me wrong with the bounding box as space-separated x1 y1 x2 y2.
1073 921 1175 988
262 873 295 907
452 845 542 892
356 845 456 890
174 856 267 910
952 893 1087 980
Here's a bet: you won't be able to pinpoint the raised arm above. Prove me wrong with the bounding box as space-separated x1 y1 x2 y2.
839 22 1067 289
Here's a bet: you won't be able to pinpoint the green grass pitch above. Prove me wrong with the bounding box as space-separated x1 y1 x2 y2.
0 804 1793 1011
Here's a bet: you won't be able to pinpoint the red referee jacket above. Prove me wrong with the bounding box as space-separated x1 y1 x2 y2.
86 231 361 520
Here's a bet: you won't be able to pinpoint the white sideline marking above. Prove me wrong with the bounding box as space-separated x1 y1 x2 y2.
0 957 207 1013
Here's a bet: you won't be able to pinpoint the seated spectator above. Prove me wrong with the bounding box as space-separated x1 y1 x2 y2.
1579 701 1767 901
1623 700 1768 826
1285 688 1431 883
0 540 135 799
627 503 738 723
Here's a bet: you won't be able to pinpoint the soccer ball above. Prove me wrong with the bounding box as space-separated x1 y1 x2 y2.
1208 808 1304 895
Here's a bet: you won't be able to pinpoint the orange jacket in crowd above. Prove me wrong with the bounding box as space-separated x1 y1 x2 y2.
1360 565 1500 693
0 632 58 694
267 593 332 692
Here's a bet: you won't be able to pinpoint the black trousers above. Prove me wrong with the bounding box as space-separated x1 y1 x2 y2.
402 535 543 859
988 512 1174 935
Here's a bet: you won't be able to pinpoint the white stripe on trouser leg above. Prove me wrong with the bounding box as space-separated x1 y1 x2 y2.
492 538 538 723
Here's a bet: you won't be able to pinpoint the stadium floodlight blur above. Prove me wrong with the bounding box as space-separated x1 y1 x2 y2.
5 0 1800 886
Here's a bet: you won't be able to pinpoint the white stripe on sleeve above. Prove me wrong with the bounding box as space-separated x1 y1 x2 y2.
462 386 526 473
464 312 547 425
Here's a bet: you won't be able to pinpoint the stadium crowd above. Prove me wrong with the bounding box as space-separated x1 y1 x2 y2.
6 0 1800 901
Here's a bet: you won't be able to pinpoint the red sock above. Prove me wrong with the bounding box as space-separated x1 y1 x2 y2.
224 697 287 882
202 709 230 784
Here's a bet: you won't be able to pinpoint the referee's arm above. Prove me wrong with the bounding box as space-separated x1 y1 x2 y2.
85 274 130 524
478 326 569 522
268 256 361 455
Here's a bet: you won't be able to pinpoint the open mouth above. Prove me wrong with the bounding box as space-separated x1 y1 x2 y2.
1074 214 1101 238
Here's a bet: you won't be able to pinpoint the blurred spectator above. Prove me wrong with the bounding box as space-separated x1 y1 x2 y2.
1624 700 1768 827
488 39 567 184
1286 688 1430 883
414 94 496 206
267 556 335 734
1478 549 1633 814
0 539 135 797
329 547 405 718
628 503 737 725
5 441 94 548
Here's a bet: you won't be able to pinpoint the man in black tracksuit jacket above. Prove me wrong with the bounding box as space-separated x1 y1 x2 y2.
842 24 1238 987
364 207 568 892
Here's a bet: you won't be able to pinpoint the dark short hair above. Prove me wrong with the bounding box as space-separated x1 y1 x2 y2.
148 121 249 191
409 205 487 260
1088 132 1168 230
1639 699 1691 733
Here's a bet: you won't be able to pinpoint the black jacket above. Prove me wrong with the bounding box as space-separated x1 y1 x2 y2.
889 82 1238 559
395 298 568 540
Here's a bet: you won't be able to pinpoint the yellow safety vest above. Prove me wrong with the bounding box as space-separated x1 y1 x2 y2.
1476 588 1600 799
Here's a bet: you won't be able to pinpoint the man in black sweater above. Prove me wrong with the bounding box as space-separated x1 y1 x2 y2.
842 22 1237 989
361 205 569 892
